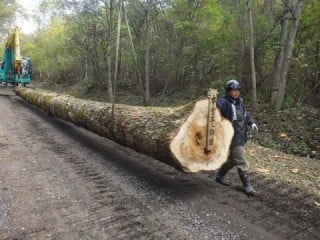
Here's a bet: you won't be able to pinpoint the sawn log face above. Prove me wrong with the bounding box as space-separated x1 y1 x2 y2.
15 87 234 173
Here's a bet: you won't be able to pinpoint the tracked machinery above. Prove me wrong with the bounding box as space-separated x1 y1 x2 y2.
0 26 32 86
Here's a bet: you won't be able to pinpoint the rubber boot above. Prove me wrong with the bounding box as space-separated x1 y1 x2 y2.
238 169 256 196
215 162 233 186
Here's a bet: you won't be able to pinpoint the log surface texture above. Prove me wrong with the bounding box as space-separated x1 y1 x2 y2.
15 87 234 173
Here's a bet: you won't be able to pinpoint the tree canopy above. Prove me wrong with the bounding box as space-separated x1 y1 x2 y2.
3 0 319 109
0 0 19 39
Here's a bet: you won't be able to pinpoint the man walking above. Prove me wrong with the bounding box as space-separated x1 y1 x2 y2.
215 79 258 195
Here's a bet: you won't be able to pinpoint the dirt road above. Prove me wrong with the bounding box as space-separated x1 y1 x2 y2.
0 87 318 239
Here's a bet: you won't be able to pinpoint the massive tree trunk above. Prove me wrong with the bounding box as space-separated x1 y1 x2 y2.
15 87 234 173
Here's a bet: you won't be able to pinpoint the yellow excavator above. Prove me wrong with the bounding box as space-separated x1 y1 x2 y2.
0 26 32 86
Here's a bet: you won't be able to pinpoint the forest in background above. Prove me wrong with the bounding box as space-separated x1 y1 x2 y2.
0 0 319 108
0 0 319 158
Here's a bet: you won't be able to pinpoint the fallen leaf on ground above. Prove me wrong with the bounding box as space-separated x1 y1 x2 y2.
256 168 270 174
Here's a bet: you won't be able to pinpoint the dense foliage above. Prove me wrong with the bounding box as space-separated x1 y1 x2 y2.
3 0 315 109
0 0 19 40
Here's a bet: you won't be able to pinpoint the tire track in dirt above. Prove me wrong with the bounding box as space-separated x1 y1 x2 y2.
5 95 188 239
0 95 112 239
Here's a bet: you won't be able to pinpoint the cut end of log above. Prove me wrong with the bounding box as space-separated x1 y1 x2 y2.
170 99 234 173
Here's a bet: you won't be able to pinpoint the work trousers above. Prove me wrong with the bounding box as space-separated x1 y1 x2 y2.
223 146 249 172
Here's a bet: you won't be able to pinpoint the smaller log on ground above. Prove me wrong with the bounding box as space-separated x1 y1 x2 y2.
15 87 234 173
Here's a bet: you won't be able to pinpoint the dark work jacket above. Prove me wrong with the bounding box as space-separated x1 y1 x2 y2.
216 94 255 147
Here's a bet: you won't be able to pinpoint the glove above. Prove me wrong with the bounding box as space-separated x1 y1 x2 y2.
251 123 258 131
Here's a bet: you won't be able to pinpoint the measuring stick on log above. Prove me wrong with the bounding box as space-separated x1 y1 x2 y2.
15 87 234 173
205 89 218 153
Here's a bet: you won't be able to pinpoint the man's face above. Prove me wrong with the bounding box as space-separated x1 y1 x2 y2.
227 89 240 99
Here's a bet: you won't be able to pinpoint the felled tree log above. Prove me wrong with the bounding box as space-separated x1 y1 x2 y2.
15 87 234 173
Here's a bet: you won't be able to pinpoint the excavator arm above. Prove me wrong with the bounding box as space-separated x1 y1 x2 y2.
0 26 31 86
6 26 22 76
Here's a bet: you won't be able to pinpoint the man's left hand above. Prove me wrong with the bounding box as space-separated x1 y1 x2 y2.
251 123 258 131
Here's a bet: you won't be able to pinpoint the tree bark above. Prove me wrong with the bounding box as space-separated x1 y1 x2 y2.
271 7 289 107
247 0 258 108
144 1 151 105
274 0 305 111
106 0 114 102
271 0 305 110
123 3 145 99
15 87 234 173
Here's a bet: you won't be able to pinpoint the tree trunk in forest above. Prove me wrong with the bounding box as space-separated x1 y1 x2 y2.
271 7 290 107
144 1 151 105
84 54 88 80
112 0 122 116
92 24 101 85
106 0 114 102
247 0 258 108
15 87 234 173
123 3 145 100
271 0 305 110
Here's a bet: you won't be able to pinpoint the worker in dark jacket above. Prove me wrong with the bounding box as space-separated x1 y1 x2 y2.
215 79 258 195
